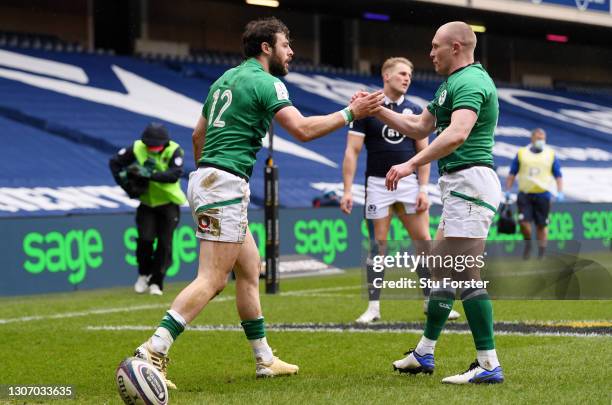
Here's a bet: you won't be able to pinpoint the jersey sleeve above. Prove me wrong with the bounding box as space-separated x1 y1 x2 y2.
257 77 293 114
427 84 445 115
349 118 366 136
509 154 520 175
451 79 487 115
109 146 136 182
427 98 436 115
202 91 212 119
552 156 562 178
150 147 185 183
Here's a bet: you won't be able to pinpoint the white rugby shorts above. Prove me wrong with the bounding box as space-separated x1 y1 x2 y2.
365 174 419 219
187 167 249 243
438 166 501 238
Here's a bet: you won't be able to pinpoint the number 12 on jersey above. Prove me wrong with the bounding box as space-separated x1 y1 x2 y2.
208 89 233 128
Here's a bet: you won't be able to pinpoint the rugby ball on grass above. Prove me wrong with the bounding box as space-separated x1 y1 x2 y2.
116 357 168 405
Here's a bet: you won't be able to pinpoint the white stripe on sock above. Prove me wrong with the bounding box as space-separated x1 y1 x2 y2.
167 309 187 327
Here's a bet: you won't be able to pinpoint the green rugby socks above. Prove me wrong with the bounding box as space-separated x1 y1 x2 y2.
241 317 266 340
242 317 273 363
461 289 495 350
423 288 455 342
151 309 186 355
461 288 500 369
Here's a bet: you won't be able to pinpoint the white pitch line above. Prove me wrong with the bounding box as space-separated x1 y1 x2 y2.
85 324 611 338
0 303 168 325
282 293 354 298
0 296 232 325
0 286 360 325
281 286 361 295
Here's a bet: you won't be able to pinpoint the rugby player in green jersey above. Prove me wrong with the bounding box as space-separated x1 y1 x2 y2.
132 17 383 388
373 21 505 384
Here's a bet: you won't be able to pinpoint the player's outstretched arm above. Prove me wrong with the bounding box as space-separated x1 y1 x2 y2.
375 107 435 140
192 115 207 166
274 91 384 142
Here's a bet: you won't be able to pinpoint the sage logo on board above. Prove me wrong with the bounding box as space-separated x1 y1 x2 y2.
22 229 103 284
294 219 348 264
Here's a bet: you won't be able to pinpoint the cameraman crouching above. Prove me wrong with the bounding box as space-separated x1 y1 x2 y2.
110 123 186 295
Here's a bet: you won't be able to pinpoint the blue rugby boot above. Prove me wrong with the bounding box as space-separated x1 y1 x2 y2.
442 360 504 384
392 349 435 375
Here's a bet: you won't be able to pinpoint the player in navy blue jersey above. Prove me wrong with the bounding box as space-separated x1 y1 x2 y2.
340 57 460 323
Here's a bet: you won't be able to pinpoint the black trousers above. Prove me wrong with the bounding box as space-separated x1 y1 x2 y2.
135 203 180 289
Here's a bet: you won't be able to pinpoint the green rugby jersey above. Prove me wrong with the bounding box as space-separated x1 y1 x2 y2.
199 58 292 179
427 63 498 175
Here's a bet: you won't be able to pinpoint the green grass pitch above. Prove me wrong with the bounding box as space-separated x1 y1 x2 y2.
1 270 611 404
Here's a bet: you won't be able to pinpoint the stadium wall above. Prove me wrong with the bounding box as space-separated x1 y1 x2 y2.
147 0 317 62
1 0 610 85
358 21 435 72
0 0 88 45
1 203 610 296
509 36 612 85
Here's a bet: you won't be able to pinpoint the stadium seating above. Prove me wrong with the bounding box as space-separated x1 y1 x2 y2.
0 45 610 216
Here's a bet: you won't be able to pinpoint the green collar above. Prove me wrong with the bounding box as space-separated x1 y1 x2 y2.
244 58 264 70
447 62 481 79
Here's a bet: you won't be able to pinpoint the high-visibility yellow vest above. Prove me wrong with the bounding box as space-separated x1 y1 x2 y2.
133 140 187 207
517 146 555 194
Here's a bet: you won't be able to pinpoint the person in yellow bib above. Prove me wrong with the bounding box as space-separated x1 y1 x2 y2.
505 128 563 259
110 122 187 295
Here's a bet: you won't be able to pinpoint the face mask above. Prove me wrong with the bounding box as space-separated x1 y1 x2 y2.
147 146 164 153
533 140 545 150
